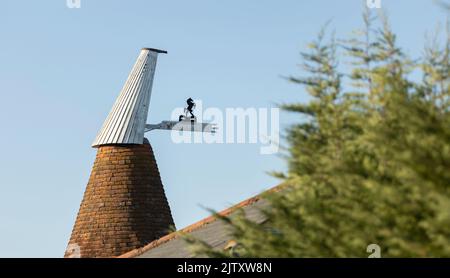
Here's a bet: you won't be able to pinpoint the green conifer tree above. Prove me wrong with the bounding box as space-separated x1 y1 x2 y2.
185 10 450 258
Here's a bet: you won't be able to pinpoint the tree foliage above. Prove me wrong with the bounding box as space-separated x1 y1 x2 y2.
186 10 450 258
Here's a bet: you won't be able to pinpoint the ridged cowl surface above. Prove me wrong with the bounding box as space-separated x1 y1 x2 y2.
92 49 161 147
65 138 175 258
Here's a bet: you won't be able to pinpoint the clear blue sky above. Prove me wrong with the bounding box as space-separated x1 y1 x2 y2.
0 0 447 257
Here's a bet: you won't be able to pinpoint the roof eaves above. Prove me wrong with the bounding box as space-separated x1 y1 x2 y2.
117 183 285 258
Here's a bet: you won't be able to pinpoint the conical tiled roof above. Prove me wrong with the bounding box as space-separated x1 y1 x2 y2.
65 138 174 258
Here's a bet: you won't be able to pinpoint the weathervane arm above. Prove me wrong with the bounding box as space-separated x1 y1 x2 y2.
145 121 217 133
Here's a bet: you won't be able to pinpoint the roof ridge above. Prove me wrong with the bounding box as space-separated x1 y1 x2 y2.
117 183 285 258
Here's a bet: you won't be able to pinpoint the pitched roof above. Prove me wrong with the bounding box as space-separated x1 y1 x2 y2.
65 139 174 258
118 184 284 258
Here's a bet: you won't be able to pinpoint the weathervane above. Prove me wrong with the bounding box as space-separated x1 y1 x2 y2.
181 98 196 121
92 48 216 148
